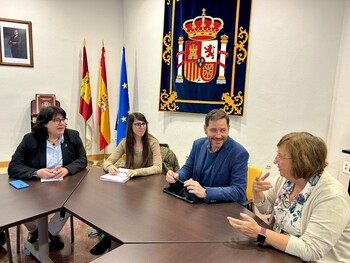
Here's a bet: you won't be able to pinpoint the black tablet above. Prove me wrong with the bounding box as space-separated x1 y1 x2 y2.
163 184 201 204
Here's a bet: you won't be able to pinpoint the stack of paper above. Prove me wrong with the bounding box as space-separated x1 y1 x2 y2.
100 168 130 183
41 178 64 183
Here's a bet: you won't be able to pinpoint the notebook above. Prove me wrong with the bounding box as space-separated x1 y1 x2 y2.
9 180 29 190
163 184 201 204
100 168 130 183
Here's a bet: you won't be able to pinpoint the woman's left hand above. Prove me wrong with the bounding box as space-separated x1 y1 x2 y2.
126 169 137 177
227 213 261 238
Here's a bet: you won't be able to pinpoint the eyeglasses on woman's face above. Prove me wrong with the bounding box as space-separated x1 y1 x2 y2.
274 152 291 162
133 122 147 128
51 118 68 124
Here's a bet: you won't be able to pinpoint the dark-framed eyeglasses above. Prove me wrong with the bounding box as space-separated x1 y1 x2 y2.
133 122 147 128
51 118 68 124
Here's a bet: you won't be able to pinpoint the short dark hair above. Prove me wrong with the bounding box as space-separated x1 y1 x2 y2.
277 132 328 179
205 109 229 126
33 106 66 138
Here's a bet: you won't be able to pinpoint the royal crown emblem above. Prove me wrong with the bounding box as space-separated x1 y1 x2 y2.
176 8 229 84
183 8 224 41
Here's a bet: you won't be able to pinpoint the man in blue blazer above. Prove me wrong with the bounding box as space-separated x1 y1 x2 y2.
166 109 248 203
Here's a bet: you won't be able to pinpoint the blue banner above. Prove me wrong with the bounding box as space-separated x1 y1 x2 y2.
115 46 130 145
159 0 252 115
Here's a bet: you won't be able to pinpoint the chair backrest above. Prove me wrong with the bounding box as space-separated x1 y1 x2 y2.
246 165 262 200
31 94 60 131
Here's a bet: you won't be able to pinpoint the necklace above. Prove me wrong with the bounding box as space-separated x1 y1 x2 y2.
47 138 59 146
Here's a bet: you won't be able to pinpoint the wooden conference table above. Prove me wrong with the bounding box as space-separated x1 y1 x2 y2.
92 243 301 263
65 166 301 262
0 169 88 262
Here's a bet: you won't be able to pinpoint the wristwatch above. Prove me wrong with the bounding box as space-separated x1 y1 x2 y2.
257 227 266 245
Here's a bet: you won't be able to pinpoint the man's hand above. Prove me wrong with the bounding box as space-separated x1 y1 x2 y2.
166 170 179 183
184 179 206 198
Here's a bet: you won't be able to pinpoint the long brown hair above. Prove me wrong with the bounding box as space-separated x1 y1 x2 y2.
125 112 152 168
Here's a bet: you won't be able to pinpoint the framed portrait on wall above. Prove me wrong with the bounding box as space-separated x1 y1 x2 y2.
0 18 33 67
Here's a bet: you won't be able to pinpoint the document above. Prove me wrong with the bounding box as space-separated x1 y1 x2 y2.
100 168 130 183
41 177 64 183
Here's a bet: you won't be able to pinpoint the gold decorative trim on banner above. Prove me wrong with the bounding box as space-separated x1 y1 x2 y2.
221 91 244 115
236 27 249 65
162 32 172 66
159 89 179 111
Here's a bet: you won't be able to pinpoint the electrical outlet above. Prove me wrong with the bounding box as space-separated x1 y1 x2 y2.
111 138 116 143
342 161 350 175
265 163 272 170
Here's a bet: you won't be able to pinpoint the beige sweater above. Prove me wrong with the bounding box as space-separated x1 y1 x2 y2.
256 170 350 262
103 135 162 176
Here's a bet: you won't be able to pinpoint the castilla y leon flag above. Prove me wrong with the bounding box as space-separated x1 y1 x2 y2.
98 45 111 151
115 46 130 145
79 41 92 121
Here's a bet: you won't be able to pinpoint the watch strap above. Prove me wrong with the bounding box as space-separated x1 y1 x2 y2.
257 227 266 245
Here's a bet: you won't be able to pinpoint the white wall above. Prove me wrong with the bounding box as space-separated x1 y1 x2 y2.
123 0 346 181
0 0 124 158
327 1 350 187
1 0 349 189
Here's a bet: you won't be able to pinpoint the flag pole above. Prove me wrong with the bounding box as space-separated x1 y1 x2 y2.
84 121 87 149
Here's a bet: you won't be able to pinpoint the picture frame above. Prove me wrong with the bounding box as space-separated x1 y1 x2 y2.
0 18 33 67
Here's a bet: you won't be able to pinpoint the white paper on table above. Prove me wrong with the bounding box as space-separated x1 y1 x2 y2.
100 168 130 183
41 177 64 183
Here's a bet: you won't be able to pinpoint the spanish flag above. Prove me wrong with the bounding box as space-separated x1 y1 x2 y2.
79 40 92 121
98 45 110 150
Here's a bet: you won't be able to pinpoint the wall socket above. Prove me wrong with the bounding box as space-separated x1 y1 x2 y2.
342 161 350 175
265 163 272 169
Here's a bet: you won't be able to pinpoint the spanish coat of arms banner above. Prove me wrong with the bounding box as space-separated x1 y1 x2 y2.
159 0 252 116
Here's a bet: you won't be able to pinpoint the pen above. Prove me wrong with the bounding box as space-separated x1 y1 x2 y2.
175 176 184 184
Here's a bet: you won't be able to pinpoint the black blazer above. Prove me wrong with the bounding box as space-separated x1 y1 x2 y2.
8 128 87 180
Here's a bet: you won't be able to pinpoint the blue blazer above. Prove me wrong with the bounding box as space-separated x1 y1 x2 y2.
8 129 87 180
177 137 248 203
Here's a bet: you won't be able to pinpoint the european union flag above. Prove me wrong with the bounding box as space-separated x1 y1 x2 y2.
115 47 130 145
